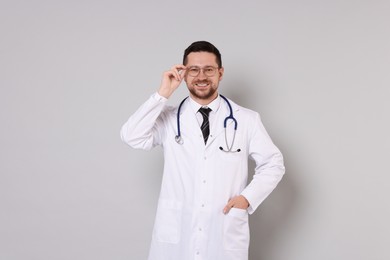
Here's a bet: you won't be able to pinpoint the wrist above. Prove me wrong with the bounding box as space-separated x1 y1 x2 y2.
240 195 250 207
154 92 168 102
158 88 172 99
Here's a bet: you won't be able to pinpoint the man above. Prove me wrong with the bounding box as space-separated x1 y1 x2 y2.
120 41 285 260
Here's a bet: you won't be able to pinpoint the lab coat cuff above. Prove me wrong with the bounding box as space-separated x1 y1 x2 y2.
152 92 168 103
240 191 257 215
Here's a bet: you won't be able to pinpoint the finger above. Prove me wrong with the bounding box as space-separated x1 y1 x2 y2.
173 69 181 81
179 68 187 80
223 205 228 214
171 65 186 80
171 68 182 82
173 64 186 71
176 66 187 80
223 200 235 214
164 71 176 81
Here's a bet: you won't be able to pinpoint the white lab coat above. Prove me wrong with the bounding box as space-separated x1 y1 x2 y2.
120 93 285 260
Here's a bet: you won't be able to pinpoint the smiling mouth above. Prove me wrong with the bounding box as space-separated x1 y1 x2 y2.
195 82 210 87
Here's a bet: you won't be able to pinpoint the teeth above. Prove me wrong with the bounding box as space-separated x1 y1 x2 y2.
196 83 208 87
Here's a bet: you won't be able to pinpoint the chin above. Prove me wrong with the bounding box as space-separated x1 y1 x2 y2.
190 89 217 101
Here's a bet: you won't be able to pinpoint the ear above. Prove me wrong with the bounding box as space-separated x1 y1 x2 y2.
218 67 224 81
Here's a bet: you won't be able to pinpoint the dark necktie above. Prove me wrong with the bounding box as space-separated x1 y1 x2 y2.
199 107 212 144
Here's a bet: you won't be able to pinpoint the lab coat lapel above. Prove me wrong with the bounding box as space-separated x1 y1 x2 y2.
179 99 205 146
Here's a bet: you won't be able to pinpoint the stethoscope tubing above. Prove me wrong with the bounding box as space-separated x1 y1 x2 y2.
175 97 189 144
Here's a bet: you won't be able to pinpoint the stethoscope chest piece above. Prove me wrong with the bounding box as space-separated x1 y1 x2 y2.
175 135 183 145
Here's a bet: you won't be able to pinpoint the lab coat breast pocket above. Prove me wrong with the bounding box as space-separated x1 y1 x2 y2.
217 135 246 170
223 207 250 250
153 199 182 244
218 127 245 154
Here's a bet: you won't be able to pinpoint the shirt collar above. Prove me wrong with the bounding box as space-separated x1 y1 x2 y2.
188 94 221 114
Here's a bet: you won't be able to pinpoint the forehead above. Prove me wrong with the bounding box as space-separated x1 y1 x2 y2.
186 52 218 66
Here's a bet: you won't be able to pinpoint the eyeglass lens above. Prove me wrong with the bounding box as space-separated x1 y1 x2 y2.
187 66 217 77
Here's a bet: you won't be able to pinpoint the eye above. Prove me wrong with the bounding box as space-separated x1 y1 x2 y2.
188 67 200 75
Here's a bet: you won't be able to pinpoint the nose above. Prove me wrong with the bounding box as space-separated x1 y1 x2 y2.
197 69 207 79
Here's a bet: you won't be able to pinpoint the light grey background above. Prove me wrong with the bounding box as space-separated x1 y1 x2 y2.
1 0 389 259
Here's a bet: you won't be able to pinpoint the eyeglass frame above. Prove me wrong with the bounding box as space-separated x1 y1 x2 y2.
185 66 221 77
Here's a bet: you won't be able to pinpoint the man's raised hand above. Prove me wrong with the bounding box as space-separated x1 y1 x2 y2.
158 65 187 98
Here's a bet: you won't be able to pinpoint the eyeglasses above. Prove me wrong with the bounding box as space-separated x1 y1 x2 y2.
186 66 219 77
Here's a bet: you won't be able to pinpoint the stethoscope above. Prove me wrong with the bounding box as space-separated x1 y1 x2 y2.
175 94 241 153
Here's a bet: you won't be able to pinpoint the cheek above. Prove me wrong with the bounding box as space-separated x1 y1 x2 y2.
184 76 189 84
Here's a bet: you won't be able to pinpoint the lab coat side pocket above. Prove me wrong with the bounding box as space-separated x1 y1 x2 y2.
153 199 182 244
223 208 250 250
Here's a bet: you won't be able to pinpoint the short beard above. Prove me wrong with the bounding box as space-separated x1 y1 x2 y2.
189 87 217 101
188 80 218 101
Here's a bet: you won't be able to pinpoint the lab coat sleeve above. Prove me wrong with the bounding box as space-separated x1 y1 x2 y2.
120 92 167 150
240 113 285 214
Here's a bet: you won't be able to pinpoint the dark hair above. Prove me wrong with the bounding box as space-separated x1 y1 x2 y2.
183 41 222 68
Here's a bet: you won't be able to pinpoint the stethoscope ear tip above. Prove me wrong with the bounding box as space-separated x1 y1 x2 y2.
219 146 241 153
